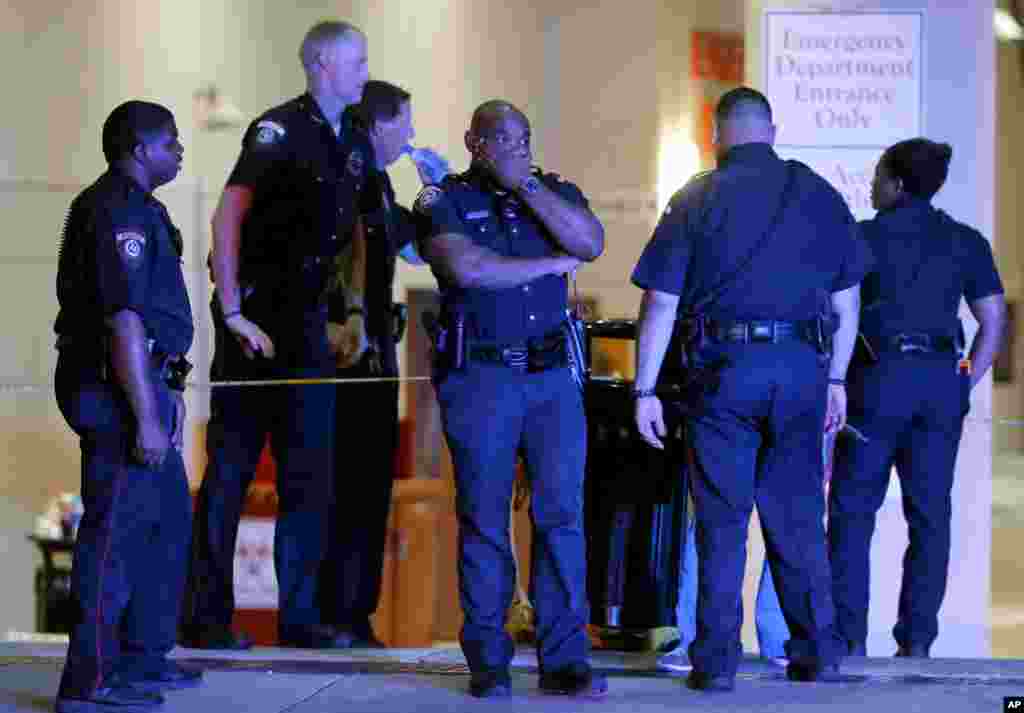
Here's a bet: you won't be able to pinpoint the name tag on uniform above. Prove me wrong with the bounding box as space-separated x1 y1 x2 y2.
465 210 490 220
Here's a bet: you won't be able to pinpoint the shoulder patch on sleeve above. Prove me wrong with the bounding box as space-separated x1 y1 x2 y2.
253 119 286 145
414 185 444 215
115 230 147 269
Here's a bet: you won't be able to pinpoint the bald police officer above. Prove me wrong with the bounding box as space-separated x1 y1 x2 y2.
415 101 607 698
183 20 377 650
633 88 872 690
54 101 199 712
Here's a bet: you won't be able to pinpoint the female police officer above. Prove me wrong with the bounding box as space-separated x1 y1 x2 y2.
827 138 1007 658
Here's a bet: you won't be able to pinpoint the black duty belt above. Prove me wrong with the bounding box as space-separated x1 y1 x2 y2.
885 333 957 354
469 345 529 368
706 319 804 344
468 331 567 371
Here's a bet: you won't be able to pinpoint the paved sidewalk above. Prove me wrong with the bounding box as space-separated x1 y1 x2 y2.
1 642 1021 712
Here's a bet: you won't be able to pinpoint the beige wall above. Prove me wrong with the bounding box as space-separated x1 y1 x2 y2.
995 43 1024 452
0 0 733 636
0 0 551 635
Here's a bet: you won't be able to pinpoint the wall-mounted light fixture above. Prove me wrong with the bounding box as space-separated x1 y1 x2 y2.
193 84 245 131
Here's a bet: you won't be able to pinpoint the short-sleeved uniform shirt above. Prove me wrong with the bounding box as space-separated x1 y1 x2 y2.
632 143 873 322
415 166 589 344
55 170 194 357
227 94 378 312
327 167 419 374
857 197 1003 341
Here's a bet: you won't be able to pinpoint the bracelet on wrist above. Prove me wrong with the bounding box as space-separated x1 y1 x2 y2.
828 378 847 387
632 387 658 399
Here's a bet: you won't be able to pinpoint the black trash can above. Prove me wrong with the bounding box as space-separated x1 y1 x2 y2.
29 535 76 634
582 320 688 631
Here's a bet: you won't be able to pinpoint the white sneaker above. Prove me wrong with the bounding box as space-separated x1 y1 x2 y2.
656 645 692 673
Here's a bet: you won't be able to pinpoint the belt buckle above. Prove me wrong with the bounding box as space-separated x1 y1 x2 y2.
898 333 928 353
502 347 527 369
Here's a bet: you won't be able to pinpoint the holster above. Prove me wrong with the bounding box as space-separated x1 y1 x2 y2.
422 310 465 373
526 332 569 372
675 315 728 404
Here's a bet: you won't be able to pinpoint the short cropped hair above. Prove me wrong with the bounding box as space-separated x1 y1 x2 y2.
350 80 411 131
882 138 953 200
299 20 361 70
715 87 773 124
101 100 174 164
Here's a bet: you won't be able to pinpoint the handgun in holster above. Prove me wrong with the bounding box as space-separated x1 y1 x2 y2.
674 314 725 401
422 310 465 371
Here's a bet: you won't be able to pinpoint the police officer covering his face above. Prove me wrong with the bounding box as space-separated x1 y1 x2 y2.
414 100 608 699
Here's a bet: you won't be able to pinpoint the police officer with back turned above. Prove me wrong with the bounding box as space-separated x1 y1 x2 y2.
632 87 872 691
827 138 1007 659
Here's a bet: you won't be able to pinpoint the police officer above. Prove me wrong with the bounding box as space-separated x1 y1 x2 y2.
632 87 872 690
827 139 1007 658
182 20 376 650
319 79 434 646
415 101 606 698
54 101 199 712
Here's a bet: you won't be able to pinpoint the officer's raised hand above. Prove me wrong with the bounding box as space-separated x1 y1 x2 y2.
474 128 532 192
225 313 275 360
635 395 667 450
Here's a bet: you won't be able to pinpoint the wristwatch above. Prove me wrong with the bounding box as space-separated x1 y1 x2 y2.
518 175 541 195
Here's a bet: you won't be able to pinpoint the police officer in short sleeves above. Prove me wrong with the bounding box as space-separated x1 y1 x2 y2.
632 88 872 691
320 79 431 646
183 20 378 650
54 101 199 712
415 100 607 698
827 138 1007 658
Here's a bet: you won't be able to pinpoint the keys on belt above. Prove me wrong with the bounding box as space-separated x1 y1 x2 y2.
886 333 956 354
469 345 529 369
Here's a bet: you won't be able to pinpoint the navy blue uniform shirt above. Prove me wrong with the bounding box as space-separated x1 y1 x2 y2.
329 170 415 342
56 170 194 356
857 197 1003 341
227 94 378 309
415 166 587 343
632 143 873 321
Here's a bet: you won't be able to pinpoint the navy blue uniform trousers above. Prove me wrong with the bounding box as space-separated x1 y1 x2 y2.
686 342 844 677
435 361 590 673
186 303 334 638
319 357 399 633
55 352 191 698
828 353 969 651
